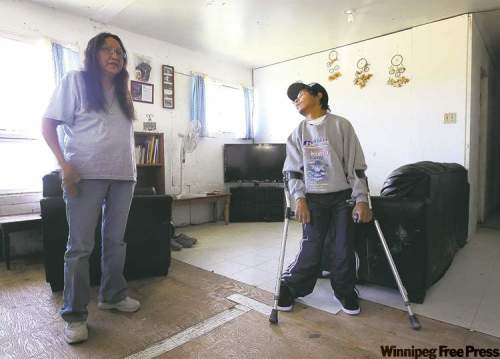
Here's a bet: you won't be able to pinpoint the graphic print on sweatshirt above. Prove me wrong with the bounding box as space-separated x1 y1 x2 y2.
303 138 330 191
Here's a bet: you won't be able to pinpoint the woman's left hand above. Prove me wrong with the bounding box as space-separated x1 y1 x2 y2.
352 202 372 223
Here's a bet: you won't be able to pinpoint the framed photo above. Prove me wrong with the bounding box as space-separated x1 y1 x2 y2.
131 80 154 104
162 65 175 109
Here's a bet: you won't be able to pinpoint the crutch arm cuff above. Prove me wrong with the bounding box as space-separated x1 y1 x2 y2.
283 171 303 180
355 194 369 204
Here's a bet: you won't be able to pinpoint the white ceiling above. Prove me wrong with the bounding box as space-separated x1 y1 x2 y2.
30 0 500 68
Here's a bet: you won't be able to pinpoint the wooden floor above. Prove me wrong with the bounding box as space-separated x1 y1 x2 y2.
1 258 499 358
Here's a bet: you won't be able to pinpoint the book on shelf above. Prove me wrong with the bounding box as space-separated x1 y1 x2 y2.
135 135 160 165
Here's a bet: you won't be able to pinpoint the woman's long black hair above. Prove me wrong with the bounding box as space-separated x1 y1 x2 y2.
83 32 134 120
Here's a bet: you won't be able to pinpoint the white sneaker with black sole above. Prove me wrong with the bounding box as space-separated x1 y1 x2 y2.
98 296 141 312
63 321 88 344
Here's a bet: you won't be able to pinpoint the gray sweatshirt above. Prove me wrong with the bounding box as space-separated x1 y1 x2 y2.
283 113 368 203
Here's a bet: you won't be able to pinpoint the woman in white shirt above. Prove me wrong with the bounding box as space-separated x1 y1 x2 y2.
42 32 139 344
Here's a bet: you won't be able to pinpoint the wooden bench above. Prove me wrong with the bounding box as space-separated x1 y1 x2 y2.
0 213 41 270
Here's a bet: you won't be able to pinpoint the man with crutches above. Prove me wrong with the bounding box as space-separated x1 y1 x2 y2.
275 82 372 315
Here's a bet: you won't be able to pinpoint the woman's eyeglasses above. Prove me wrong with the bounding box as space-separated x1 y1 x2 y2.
100 45 127 59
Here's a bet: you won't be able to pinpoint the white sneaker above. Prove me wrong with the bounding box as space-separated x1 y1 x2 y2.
98 296 141 312
63 321 88 344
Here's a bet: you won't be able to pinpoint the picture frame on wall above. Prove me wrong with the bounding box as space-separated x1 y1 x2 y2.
131 80 154 104
162 65 175 109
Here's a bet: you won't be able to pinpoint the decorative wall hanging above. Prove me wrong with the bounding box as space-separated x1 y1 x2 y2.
387 54 410 87
143 113 157 131
162 65 175 109
134 54 152 82
326 50 342 81
353 57 373 88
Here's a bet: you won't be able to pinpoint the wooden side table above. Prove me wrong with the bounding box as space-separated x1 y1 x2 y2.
0 213 41 270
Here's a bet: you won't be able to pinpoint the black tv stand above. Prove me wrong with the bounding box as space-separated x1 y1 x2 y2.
229 185 284 222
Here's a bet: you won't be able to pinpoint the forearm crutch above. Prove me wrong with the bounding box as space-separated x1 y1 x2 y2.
269 172 299 324
358 177 421 330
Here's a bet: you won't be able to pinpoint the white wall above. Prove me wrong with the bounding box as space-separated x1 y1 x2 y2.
255 15 469 194
0 0 252 226
254 15 484 236
467 15 499 234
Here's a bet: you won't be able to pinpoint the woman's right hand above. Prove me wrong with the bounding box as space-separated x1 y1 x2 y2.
61 163 80 196
295 198 310 224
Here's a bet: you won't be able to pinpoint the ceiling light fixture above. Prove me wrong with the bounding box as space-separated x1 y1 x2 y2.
344 9 355 23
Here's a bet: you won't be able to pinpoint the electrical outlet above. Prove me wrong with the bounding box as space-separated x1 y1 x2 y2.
443 112 457 124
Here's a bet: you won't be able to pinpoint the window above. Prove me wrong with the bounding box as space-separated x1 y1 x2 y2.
205 78 247 138
0 36 54 137
0 36 78 195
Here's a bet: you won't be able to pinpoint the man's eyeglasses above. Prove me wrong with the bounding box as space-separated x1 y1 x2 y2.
100 45 126 59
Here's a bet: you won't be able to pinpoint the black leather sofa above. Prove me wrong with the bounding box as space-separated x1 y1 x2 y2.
355 161 469 303
40 171 173 292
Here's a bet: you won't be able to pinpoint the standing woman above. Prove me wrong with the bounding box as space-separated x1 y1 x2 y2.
42 32 139 344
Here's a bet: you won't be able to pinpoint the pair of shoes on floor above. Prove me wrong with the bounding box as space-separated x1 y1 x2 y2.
171 238 183 251
170 233 198 251
97 296 141 312
277 283 295 312
334 289 360 315
173 233 198 249
64 321 88 344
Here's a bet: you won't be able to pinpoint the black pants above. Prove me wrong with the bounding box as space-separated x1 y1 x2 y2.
282 190 355 298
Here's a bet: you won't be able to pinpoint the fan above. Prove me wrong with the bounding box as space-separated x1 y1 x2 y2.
176 121 201 199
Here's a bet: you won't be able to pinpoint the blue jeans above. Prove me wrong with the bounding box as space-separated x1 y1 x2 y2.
61 179 135 322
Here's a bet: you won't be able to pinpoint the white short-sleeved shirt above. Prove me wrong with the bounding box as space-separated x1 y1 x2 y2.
44 71 136 181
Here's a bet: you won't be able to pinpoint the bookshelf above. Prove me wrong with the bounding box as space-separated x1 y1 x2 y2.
134 132 165 194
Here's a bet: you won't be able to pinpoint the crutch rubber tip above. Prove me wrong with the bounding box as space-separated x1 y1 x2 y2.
269 309 278 324
409 315 421 330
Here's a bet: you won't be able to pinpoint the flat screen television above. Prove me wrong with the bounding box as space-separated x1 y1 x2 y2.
224 144 286 182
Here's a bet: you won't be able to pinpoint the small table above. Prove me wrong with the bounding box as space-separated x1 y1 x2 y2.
0 213 41 270
174 193 231 225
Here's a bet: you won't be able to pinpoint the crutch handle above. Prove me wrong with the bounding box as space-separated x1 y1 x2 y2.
347 199 362 223
353 213 360 223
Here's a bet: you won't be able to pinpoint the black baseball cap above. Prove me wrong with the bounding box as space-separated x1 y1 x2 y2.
287 82 329 109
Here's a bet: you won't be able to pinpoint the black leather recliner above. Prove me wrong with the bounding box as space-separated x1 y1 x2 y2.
355 161 469 303
40 171 173 292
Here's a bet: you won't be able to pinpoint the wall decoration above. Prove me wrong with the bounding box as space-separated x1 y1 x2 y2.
387 54 410 87
354 57 373 88
162 65 175 109
326 50 342 81
143 114 156 131
131 80 154 104
134 54 152 82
